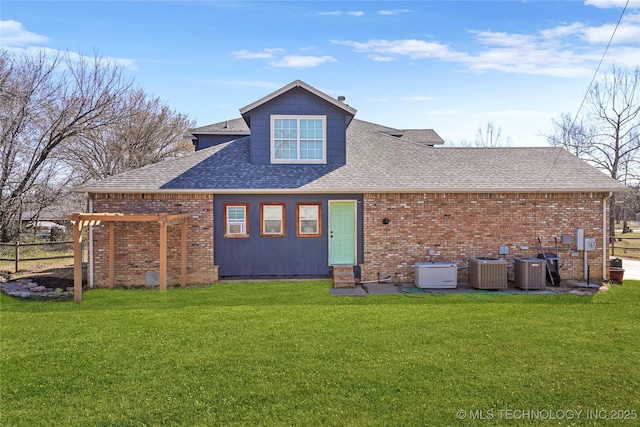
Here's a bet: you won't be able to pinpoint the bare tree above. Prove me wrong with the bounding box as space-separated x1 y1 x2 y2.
546 112 595 157
0 49 131 241
62 87 194 183
453 121 512 147
474 121 512 147
546 65 640 235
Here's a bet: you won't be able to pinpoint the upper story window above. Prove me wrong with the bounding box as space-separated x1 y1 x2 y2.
271 115 326 164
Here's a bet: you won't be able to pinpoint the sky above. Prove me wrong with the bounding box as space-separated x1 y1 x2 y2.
1 0 639 147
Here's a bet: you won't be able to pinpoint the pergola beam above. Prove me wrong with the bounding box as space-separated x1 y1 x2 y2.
66 212 191 303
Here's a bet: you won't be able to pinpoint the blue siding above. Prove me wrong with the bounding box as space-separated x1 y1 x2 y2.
244 87 350 165
195 134 246 151
214 194 363 278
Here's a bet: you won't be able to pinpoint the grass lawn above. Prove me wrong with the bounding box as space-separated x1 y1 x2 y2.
2 281 639 426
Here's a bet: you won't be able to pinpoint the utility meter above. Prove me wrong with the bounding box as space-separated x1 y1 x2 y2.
584 237 596 251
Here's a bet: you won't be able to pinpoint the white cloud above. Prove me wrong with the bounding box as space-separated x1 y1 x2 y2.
585 0 640 8
319 10 364 17
269 55 337 68
332 39 461 61
378 9 410 16
0 20 49 47
232 48 284 59
3 46 137 70
581 14 640 43
335 12 640 77
0 20 136 70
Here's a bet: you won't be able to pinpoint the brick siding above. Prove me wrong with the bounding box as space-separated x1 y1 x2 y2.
88 191 610 287
361 192 609 284
90 193 216 287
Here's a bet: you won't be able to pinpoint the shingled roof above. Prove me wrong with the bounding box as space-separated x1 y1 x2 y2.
79 119 626 194
189 117 249 135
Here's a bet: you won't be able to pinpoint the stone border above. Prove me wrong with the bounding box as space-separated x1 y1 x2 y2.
0 279 73 300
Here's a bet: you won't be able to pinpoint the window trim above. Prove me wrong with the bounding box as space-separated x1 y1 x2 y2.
270 115 327 164
296 202 322 238
224 203 249 238
260 202 286 237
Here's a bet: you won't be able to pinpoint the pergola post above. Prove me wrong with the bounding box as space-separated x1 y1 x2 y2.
108 222 115 289
159 219 168 291
72 218 83 304
181 221 187 287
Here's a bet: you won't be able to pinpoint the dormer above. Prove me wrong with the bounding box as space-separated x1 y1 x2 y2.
239 80 357 165
189 117 250 151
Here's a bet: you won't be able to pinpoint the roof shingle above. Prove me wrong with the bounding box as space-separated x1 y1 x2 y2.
78 119 626 194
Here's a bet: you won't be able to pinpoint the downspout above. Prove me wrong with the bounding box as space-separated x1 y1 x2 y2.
89 195 94 288
603 192 612 281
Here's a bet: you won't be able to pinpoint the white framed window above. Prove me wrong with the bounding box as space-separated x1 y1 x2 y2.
297 203 321 237
224 203 248 237
261 203 286 237
271 115 326 164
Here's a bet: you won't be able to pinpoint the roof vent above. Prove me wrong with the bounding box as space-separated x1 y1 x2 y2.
337 96 346 102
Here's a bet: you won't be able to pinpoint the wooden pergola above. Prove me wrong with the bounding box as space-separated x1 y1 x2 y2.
66 213 192 303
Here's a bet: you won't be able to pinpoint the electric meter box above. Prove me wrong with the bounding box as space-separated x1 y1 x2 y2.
584 237 596 251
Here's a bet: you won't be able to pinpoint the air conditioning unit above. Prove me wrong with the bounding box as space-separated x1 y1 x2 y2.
514 258 546 290
468 257 508 289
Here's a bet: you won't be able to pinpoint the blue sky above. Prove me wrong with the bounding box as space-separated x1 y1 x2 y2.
1 0 639 146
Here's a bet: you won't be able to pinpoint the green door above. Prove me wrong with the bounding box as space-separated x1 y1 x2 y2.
329 201 356 265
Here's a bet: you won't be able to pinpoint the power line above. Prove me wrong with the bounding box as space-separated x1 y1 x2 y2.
538 0 631 193
569 0 630 132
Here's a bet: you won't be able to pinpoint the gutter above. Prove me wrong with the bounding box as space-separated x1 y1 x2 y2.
72 187 627 196
603 192 612 281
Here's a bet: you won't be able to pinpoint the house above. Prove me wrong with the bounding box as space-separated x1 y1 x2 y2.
74 80 626 291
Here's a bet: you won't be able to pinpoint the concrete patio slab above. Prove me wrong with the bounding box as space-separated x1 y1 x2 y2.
331 281 603 297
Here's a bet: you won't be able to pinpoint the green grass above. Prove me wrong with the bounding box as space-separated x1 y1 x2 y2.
2 281 639 426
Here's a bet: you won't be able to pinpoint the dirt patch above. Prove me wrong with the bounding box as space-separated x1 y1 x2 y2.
22 276 75 289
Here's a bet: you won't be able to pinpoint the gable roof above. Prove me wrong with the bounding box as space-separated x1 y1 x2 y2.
78 119 626 194
239 79 357 117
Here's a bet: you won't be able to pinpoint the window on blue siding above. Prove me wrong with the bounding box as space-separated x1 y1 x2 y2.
271 115 326 164
297 203 321 237
261 203 285 237
224 204 249 237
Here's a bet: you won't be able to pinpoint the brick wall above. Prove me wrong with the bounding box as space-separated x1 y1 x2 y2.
90 193 216 287
361 192 609 284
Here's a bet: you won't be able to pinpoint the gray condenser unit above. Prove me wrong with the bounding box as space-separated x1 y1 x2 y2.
468 257 508 289
514 258 547 290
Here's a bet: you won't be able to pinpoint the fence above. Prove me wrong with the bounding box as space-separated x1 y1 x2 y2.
610 236 640 258
0 241 79 272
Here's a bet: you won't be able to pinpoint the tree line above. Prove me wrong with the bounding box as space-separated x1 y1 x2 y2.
0 50 194 242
